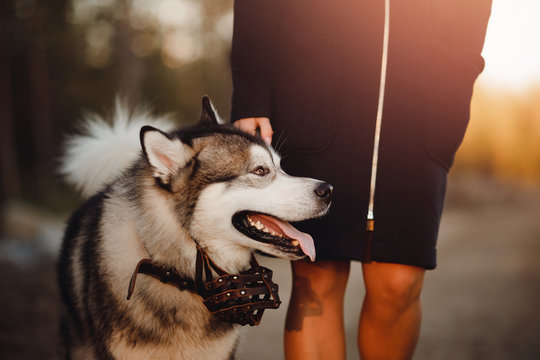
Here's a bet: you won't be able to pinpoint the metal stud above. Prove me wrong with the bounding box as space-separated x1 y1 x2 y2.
233 276 238 280
240 290 246 295
218 278 223 283
165 271 170 277
226 292 231 297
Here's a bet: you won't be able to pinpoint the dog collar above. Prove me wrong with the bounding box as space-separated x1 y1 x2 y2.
126 259 198 298
127 245 281 326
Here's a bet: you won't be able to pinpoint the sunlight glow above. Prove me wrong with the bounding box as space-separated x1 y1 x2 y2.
479 0 540 91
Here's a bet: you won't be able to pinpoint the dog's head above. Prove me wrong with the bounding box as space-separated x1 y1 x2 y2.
140 96 332 263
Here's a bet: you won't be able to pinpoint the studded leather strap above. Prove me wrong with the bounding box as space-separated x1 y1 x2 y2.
126 245 281 326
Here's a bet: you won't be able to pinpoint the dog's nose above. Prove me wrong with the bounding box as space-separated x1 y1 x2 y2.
314 182 333 200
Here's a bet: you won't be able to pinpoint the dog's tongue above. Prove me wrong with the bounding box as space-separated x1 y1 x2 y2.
251 214 316 262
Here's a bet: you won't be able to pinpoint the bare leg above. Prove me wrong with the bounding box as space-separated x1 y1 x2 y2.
284 260 350 360
358 262 425 360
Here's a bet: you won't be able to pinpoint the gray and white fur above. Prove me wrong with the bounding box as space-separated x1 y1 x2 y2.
57 97 332 359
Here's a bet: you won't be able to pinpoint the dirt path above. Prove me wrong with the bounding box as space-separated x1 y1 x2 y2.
1 176 539 359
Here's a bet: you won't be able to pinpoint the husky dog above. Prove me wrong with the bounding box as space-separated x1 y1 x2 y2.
57 97 332 360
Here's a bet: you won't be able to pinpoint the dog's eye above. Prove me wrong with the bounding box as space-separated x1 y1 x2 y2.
251 166 268 176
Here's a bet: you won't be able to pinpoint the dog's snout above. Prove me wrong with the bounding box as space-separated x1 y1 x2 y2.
314 182 333 200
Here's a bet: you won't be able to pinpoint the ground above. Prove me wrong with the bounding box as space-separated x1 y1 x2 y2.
1 175 539 359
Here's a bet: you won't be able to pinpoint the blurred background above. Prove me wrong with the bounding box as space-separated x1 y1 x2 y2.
0 0 538 359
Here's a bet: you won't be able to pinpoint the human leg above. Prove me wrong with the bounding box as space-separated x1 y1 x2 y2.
284 260 351 360
358 262 425 360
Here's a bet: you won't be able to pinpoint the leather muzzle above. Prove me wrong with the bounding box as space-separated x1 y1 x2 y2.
127 245 281 326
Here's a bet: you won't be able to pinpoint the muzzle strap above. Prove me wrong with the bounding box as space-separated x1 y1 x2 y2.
128 245 281 326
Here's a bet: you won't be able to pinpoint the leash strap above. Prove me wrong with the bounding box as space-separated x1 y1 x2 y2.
365 0 391 262
126 258 197 300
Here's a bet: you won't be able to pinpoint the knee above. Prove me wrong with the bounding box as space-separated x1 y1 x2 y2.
377 275 423 311
364 264 425 314
291 260 350 299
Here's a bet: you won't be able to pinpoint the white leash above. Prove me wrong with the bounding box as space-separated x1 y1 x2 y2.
366 0 390 232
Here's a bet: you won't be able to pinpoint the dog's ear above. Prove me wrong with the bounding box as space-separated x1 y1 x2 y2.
199 96 223 125
140 126 191 182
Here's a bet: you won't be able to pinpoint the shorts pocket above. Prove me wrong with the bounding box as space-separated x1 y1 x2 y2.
422 46 483 170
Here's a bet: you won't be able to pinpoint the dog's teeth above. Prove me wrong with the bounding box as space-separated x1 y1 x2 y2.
291 240 299 247
271 231 277 236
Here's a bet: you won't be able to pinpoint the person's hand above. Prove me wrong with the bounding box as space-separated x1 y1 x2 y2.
234 117 273 145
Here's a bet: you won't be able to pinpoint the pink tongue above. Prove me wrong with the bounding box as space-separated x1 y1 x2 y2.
252 214 316 262
277 221 316 262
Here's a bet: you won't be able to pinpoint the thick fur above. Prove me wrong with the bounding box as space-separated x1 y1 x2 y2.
58 98 330 359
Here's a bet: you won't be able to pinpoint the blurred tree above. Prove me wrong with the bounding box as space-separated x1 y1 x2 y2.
1 0 234 210
26 1 66 197
117 0 144 100
0 1 21 201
